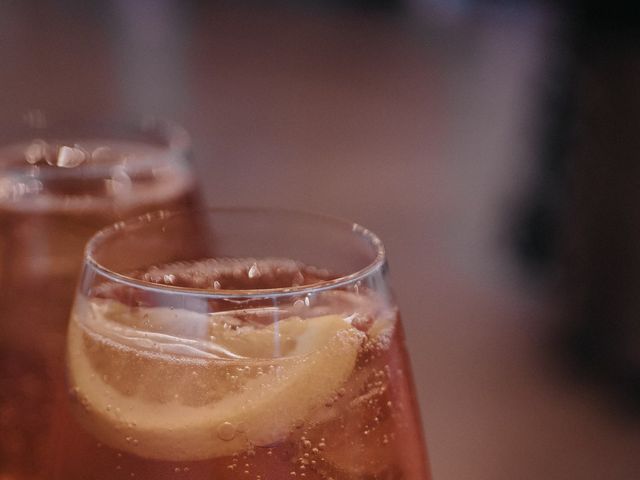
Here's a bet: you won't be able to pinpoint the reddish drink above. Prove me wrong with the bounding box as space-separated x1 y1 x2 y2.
51 210 431 479
0 124 198 479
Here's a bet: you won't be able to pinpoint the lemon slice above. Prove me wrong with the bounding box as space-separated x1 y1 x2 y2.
67 300 364 461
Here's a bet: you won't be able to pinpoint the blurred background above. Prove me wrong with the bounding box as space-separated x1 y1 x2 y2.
1 0 639 478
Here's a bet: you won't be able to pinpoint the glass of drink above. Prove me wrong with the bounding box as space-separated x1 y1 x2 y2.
0 116 199 479
55 208 430 479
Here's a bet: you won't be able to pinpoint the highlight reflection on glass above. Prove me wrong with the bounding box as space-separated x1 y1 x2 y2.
53 209 430 479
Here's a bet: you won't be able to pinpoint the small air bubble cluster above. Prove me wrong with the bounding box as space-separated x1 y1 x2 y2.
133 258 338 291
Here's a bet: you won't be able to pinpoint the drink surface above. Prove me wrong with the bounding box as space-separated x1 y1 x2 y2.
55 258 429 479
0 141 197 479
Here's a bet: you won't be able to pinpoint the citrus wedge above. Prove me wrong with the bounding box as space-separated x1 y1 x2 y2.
67 299 364 461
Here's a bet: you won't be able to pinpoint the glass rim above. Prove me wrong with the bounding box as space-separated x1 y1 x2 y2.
84 207 387 299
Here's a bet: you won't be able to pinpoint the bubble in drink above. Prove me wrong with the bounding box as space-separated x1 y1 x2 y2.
217 422 237 441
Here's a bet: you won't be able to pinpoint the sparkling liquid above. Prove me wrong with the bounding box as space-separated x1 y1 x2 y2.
0 142 198 479
51 259 430 479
